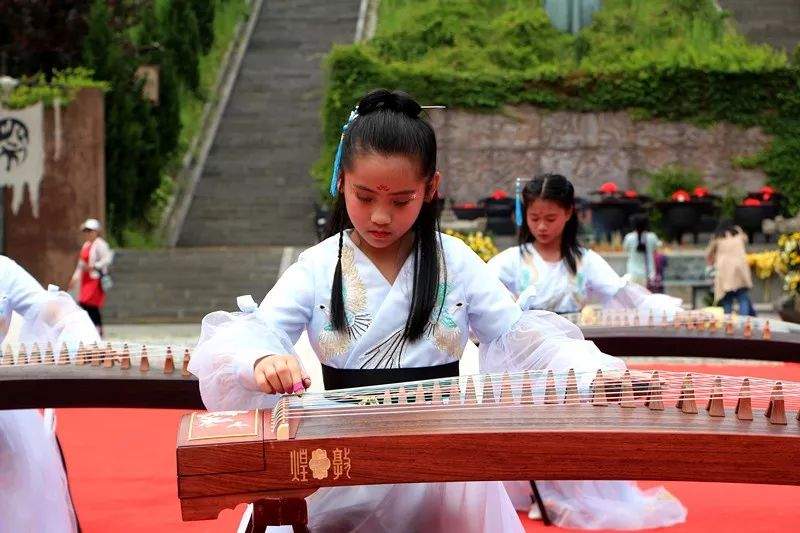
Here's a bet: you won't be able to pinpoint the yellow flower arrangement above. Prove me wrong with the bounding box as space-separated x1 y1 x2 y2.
747 232 800 295
746 250 782 280
444 229 499 262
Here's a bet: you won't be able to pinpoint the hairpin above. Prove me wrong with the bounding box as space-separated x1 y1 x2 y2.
330 105 446 197
330 107 358 197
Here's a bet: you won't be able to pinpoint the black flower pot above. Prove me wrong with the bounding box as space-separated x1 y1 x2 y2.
656 201 703 244
776 296 800 324
589 199 641 242
482 198 516 236
452 206 486 220
734 205 770 243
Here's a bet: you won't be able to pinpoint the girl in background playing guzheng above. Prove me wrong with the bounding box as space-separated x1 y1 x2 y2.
489 175 683 320
487 175 687 529
1 255 101 533
191 90 634 533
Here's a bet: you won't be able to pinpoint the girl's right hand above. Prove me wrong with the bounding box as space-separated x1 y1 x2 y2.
253 354 311 395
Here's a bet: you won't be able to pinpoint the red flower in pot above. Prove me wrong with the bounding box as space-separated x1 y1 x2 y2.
759 185 775 202
671 189 691 202
599 182 618 195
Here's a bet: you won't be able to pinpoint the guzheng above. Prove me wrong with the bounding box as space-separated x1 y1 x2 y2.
3 312 799 411
567 310 800 360
0 341 202 409
177 368 800 530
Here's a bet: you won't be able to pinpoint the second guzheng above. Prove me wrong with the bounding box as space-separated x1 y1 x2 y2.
177 368 800 530
4 313 800 410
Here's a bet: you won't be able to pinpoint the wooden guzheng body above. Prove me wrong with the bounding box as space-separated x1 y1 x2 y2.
572 311 800 360
0 341 202 409
2 313 800 410
177 368 800 530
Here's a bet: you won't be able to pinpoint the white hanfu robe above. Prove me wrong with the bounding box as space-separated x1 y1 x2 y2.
190 232 627 533
488 245 687 529
488 243 683 318
1 255 100 533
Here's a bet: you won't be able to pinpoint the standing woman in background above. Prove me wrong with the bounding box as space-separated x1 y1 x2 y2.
68 218 113 336
488 174 686 530
706 220 756 316
623 213 663 291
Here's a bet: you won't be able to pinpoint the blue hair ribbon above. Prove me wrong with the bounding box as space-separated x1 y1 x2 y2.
329 108 359 197
515 177 524 227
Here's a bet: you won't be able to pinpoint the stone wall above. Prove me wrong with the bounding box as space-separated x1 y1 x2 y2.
3 89 105 287
428 106 771 203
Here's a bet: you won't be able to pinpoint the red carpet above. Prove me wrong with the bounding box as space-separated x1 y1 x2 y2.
57 362 800 532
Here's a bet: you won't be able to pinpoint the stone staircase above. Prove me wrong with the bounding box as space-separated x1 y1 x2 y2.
104 0 360 322
177 0 361 247
103 247 290 323
719 0 800 52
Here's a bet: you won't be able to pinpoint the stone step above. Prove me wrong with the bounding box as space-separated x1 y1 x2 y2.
718 0 800 50
177 0 360 247
105 245 780 323
103 247 289 323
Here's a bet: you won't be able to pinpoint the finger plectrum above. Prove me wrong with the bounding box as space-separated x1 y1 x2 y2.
291 381 306 394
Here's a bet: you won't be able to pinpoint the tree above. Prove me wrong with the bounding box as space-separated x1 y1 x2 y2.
165 0 201 92
136 3 181 159
0 0 92 77
84 0 163 240
192 0 217 55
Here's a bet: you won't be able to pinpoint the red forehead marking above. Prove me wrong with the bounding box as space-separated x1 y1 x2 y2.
377 184 390 191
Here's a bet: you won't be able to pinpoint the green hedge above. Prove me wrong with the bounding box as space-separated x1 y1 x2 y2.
315 0 800 211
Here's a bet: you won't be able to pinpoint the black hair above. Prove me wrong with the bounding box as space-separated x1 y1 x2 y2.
630 213 650 253
517 173 583 275
714 218 739 239
325 89 442 342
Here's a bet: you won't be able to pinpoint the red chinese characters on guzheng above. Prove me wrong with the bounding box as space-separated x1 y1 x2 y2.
176 408 354 524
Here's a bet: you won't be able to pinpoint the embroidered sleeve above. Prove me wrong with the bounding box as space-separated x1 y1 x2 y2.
190 254 315 406
259 255 315 343
0 256 46 319
460 242 522 344
487 247 518 295
582 250 627 301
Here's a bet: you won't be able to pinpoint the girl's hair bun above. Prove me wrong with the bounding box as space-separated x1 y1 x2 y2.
357 89 421 119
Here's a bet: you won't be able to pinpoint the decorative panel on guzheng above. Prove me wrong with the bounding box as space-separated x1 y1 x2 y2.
177 410 265 476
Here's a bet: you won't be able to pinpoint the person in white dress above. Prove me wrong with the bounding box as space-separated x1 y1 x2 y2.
1 255 100 533
623 213 663 289
190 90 631 532
487 175 687 529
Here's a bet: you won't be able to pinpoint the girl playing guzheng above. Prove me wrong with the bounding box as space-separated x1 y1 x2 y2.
488 174 683 319
191 90 631 532
487 175 687 529
1 255 100 533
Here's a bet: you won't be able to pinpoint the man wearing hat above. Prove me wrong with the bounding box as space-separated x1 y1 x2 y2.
67 218 113 336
